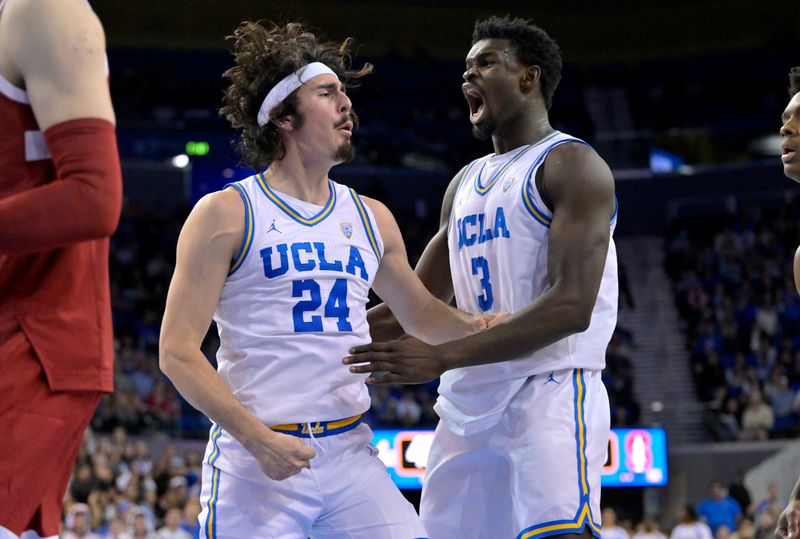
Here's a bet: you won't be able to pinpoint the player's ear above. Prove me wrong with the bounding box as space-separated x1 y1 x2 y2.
271 114 296 131
521 65 541 93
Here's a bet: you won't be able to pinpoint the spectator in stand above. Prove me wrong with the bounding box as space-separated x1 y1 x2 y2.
62 503 101 539
739 391 774 441
633 517 667 539
697 481 743 534
728 471 753 517
671 506 713 539
181 498 202 539
765 376 797 437
602 507 631 539
730 517 756 539
155 508 191 539
753 482 783 520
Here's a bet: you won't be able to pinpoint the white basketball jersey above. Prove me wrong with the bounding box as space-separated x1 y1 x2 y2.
438 131 618 433
213 174 383 425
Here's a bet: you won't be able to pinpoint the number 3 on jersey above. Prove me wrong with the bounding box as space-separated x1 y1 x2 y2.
292 278 352 332
471 256 493 311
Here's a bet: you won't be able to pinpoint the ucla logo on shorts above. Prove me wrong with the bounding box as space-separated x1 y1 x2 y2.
340 222 353 239
502 176 516 193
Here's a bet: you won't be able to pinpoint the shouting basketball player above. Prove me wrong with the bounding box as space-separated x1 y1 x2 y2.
159 21 492 539
349 16 619 539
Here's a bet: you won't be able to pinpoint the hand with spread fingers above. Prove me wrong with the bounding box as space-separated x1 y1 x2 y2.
344 338 446 385
776 499 800 539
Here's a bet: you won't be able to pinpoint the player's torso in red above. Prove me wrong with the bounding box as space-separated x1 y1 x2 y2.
0 37 114 392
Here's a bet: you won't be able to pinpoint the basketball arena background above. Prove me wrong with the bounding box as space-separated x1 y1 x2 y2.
55 0 799 537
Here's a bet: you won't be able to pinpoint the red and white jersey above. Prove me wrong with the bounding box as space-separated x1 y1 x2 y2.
0 0 114 392
438 131 618 433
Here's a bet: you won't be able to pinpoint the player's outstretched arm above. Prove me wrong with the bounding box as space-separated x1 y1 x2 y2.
776 478 800 539
159 189 315 480
0 0 121 254
346 143 615 384
367 166 463 341
363 196 484 347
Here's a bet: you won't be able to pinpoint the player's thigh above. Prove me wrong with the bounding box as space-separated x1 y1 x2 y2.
508 370 607 539
420 421 514 539
311 448 427 539
199 461 319 539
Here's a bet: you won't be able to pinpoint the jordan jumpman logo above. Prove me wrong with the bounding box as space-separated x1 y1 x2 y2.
543 372 560 385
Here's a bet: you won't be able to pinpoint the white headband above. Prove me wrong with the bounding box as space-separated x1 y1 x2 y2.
256 62 337 126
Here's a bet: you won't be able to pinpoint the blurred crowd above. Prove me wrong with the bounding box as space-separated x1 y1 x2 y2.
61 427 202 539
666 203 800 441
603 479 786 539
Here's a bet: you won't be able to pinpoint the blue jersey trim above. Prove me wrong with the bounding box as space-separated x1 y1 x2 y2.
255 173 336 226
349 189 382 263
611 195 619 226
224 183 254 276
474 131 561 196
521 139 590 228
203 425 223 539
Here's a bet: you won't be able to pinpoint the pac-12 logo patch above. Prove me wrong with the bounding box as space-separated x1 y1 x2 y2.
502 176 516 192
340 222 353 239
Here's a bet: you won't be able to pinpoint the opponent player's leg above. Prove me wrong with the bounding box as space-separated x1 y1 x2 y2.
420 421 514 539
0 325 100 539
311 425 428 539
510 369 608 539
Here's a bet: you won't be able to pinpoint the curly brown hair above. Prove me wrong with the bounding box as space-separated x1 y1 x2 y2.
220 21 372 171
790 66 800 98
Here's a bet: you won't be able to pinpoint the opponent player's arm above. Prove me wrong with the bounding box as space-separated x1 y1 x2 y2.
366 167 461 341
159 190 315 481
776 477 800 539
0 0 121 255
346 143 615 383
364 196 481 345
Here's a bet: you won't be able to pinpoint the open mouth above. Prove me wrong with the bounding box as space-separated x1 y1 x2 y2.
337 120 354 136
463 85 486 124
783 146 797 163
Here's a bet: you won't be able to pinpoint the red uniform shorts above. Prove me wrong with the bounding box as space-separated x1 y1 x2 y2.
0 318 101 537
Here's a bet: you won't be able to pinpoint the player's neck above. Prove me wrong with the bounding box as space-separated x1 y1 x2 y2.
491 112 552 155
264 152 332 205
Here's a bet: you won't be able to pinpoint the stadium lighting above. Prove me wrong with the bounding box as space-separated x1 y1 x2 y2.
171 154 190 169
186 141 210 156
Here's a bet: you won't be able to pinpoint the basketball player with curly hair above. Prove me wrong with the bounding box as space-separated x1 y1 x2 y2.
160 20 488 538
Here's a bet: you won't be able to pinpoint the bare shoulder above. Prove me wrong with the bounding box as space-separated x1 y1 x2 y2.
192 188 245 227
358 194 404 255
541 141 615 205
359 195 395 224
6 0 105 76
545 142 613 180
7 0 103 52
9 0 101 29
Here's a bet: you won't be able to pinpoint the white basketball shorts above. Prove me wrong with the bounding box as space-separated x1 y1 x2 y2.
199 422 428 539
421 368 609 539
